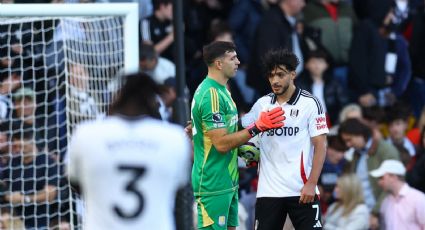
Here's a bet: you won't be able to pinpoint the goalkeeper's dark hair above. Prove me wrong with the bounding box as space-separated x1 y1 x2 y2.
203 41 236 66
109 72 161 119
262 49 299 77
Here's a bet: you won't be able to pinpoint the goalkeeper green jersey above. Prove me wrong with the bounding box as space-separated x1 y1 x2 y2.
191 76 239 196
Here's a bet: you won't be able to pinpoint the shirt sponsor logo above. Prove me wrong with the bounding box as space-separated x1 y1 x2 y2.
315 117 327 130
265 127 300 136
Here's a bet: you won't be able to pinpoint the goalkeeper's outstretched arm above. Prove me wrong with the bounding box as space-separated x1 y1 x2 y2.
207 107 285 153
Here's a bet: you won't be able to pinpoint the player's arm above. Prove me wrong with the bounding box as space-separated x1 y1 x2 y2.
154 31 174 55
309 134 327 185
300 134 327 204
207 107 285 154
206 128 252 153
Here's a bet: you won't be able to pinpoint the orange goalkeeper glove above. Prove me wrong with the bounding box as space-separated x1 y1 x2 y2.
247 107 285 137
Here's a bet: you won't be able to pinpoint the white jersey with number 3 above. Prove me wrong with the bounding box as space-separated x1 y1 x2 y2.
241 88 329 198
68 116 191 230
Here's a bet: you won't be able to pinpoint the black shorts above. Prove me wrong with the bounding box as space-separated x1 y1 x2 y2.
254 196 322 230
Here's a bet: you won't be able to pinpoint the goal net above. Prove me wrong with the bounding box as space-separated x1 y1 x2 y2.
0 3 138 229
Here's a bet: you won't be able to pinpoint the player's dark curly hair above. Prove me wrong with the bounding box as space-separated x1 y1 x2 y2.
262 49 299 77
109 72 161 119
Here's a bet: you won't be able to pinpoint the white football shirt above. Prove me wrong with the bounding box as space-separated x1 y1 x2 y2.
68 115 191 230
241 88 329 197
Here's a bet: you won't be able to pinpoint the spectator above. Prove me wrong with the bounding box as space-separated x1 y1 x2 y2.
386 104 416 157
324 174 369 230
406 128 425 193
48 217 71 230
348 19 386 107
370 159 425 230
12 87 36 126
139 42 175 85
319 135 348 213
139 43 184 121
11 87 47 152
247 0 306 96
67 63 102 127
228 0 265 64
140 0 174 61
297 50 348 126
361 105 386 140
406 106 425 145
408 3 425 117
328 103 363 135
0 123 9 167
0 62 22 124
1 128 59 229
0 208 25 230
338 118 399 230
376 9 412 107
303 0 357 89
157 77 177 121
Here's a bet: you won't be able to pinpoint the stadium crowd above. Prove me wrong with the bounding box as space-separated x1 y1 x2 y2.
0 0 424 229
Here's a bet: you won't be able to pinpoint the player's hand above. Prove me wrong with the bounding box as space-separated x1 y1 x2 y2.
247 107 285 137
256 107 285 131
299 182 316 204
184 121 193 139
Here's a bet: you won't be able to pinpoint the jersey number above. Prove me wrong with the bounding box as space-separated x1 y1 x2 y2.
113 165 146 219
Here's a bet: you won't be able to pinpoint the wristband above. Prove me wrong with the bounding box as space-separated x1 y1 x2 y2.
247 124 261 137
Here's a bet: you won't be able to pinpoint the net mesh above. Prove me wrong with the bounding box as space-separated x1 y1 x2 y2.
0 16 125 229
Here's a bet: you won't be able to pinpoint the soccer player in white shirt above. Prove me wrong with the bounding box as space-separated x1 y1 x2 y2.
241 49 328 229
67 73 191 230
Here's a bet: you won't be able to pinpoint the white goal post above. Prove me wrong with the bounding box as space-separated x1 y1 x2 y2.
0 3 139 74
0 3 139 229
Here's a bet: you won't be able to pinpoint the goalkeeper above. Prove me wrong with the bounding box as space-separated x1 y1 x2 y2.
190 41 285 230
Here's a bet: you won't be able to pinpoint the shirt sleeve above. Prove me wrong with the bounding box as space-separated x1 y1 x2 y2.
307 98 329 137
241 99 262 128
200 88 227 131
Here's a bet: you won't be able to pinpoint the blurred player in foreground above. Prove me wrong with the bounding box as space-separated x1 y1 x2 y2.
67 72 191 230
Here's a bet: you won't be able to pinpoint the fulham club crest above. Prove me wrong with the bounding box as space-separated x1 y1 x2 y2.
290 109 299 118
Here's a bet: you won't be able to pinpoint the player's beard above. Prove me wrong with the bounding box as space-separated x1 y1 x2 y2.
272 83 289 96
